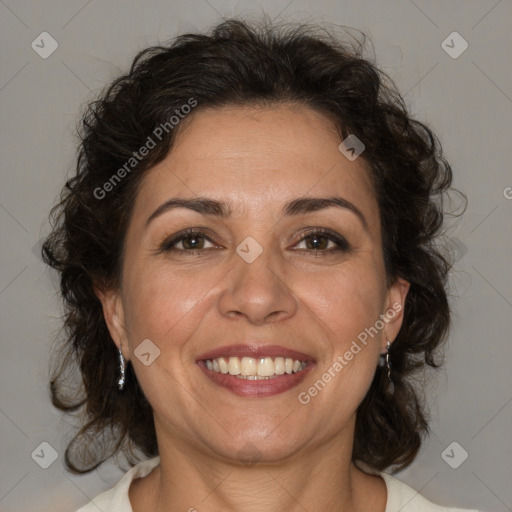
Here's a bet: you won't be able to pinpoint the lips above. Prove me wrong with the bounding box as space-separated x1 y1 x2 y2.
196 344 316 398
195 344 315 363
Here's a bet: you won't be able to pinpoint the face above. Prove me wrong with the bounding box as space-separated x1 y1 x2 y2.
99 103 409 464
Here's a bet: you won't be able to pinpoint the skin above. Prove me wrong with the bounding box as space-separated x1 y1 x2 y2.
97 103 410 512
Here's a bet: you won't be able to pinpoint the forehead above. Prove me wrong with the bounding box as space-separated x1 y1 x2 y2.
131 103 379 229
168 104 354 176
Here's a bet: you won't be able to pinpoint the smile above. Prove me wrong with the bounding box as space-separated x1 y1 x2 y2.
204 356 308 379
196 344 315 397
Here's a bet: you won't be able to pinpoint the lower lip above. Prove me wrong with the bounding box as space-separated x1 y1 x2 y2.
197 361 315 397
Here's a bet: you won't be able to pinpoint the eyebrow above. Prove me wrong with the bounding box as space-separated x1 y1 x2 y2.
145 196 369 232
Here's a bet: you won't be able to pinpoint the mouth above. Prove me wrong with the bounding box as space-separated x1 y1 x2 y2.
196 344 315 397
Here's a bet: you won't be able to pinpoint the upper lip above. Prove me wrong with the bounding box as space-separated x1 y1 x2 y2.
196 344 315 362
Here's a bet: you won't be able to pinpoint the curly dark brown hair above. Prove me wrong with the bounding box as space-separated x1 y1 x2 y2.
42 17 465 475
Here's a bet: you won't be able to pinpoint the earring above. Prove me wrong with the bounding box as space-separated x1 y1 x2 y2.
117 347 126 390
385 340 392 381
385 340 394 394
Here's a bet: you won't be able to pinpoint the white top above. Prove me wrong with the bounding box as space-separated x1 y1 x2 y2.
75 456 481 512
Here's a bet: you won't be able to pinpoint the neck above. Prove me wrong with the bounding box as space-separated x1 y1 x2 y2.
130 422 387 512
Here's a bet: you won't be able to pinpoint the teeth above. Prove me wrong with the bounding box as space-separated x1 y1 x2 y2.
228 356 241 375
241 357 257 376
236 374 278 380
274 357 285 375
218 357 229 374
203 356 308 377
258 357 275 377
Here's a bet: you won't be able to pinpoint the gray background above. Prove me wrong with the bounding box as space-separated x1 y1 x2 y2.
1 1 511 511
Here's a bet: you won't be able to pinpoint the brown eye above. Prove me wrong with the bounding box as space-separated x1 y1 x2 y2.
161 230 216 252
179 233 207 250
303 233 331 250
294 229 350 253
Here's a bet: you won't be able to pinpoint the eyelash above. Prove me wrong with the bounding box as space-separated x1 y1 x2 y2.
159 227 350 255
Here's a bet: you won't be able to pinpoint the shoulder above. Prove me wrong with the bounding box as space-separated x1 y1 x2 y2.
74 456 160 512
381 472 481 512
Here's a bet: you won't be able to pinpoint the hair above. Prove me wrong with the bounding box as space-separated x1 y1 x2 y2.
42 16 466 475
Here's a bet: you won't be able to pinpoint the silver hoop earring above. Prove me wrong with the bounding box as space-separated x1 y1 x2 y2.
117 347 126 390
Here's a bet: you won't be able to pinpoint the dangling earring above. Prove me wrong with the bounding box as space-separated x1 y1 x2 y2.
385 340 394 394
117 347 126 390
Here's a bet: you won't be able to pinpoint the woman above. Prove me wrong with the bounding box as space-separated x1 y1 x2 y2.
42 17 478 512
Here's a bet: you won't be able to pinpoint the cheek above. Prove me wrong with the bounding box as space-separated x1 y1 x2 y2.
295 268 383 418
122 261 220 348
300 261 385 342
120 263 217 410
295 261 384 406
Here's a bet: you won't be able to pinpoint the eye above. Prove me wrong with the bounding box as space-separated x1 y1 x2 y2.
158 227 349 255
160 229 218 253
293 228 350 253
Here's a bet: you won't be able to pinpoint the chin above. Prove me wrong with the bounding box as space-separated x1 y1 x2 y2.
209 429 307 466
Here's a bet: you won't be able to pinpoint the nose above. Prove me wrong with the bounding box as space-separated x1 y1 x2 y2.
217 245 298 326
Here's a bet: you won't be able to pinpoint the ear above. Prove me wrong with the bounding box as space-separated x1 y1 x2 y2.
94 284 130 361
380 276 410 354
